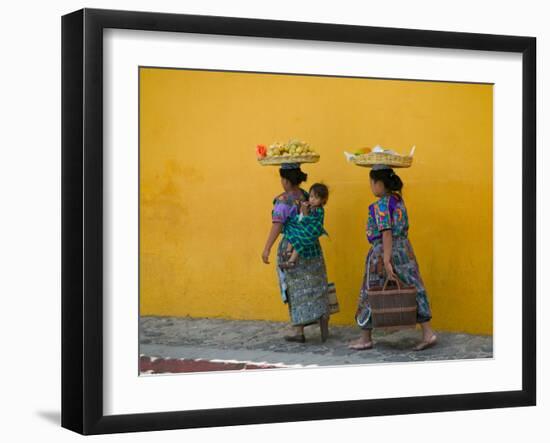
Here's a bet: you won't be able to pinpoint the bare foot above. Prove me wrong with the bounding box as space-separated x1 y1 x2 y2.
348 338 374 350
413 333 437 351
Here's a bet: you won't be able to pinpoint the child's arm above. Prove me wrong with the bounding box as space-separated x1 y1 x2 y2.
299 201 310 217
297 202 310 222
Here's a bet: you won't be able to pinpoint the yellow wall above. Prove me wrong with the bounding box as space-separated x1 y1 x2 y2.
140 68 493 335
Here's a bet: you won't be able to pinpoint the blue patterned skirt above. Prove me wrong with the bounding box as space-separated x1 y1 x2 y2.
277 237 329 326
355 237 432 330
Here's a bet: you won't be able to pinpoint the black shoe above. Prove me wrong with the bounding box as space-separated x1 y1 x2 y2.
319 315 329 342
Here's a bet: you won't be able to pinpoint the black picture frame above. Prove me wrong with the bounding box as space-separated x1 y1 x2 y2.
61 8 536 435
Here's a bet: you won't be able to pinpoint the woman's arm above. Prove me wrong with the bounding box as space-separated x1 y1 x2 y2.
382 230 397 280
262 222 283 264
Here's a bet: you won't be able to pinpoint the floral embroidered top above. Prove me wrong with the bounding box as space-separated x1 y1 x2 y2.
271 189 308 224
366 193 409 244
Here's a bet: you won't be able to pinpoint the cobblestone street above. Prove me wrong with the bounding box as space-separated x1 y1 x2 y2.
139 316 493 374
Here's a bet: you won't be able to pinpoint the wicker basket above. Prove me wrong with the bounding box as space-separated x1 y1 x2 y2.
353 152 413 168
327 282 339 315
258 154 320 166
368 278 417 329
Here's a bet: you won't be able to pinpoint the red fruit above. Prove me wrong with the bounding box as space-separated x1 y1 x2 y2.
256 144 267 158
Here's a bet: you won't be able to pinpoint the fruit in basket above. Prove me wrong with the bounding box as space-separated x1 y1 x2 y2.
256 144 267 158
258 139 318 159
354 147 371 155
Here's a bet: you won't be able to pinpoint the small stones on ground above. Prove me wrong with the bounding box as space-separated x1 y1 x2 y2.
139 316 493 372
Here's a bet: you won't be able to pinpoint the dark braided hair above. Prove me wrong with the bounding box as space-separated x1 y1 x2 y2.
279 167 308 186
369 168 403 195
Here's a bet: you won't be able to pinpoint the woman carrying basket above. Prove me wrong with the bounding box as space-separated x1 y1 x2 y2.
348 163 437 351
261 163 330 343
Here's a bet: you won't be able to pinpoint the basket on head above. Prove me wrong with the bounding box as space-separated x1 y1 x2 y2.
258 154 320 166
353 152 413 168
344 145 415 168
256 140 320 166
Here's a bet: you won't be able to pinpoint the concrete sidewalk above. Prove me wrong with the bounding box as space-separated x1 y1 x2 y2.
140 316 492 373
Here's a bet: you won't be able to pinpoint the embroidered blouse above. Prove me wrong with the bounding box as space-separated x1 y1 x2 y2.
366 193 409 244
271 189 308 224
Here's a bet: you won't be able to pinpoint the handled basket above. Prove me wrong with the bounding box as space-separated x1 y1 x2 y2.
368 277 417 329
327 282 339 315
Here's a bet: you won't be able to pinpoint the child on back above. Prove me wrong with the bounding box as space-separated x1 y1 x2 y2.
280 183 329 268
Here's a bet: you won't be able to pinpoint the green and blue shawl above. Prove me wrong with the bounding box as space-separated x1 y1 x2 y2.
284 207 328 259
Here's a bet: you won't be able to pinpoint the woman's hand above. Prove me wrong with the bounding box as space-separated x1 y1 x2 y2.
262 248 271 264
384 260 397 280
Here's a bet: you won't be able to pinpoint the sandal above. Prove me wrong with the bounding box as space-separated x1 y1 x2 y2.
413 334 437 351
284 334 305 343
347 341 373 350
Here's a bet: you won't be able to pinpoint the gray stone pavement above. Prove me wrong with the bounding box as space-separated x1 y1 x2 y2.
140 316 493 367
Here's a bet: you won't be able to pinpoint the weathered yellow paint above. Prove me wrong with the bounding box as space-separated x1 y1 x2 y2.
140 68 493 335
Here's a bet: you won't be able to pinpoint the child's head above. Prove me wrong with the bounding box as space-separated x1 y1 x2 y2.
308 183 329 207
369 168 403 197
